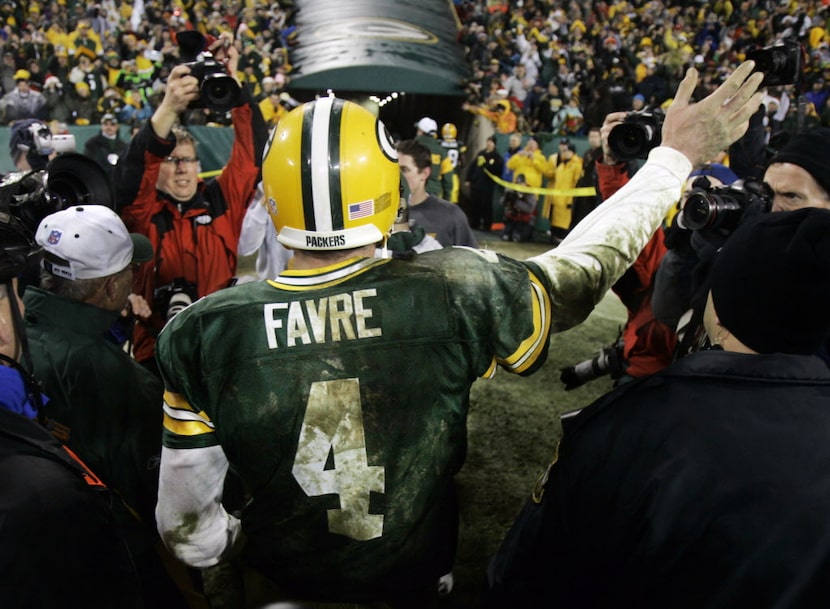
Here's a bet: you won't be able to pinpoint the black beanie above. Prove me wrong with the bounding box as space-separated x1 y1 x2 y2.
710 207 830 355
769 127 830 198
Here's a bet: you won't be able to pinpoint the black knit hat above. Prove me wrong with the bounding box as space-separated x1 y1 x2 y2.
710 207 830 354
769 127 830 198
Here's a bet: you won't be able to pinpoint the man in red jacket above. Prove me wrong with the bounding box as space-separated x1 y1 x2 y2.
115 33 267 370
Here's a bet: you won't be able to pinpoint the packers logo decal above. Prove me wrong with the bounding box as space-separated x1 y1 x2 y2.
309 18 438 44
376 120 397 163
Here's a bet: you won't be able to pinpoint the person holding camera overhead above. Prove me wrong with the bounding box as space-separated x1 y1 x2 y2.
115 30 267 374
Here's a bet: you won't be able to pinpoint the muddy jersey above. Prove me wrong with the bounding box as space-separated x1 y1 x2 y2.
157 247 552 598
155 146 694 602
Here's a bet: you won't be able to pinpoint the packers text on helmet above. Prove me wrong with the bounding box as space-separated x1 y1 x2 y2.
262 97 399 251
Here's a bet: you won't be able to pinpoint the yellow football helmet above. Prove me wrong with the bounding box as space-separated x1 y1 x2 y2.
262 97 399 251
441 122 457 141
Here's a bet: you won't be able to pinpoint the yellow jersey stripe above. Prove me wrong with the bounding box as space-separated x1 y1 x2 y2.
163 414 216 437
497 272 551 374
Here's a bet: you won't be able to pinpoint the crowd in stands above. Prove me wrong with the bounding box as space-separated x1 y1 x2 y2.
456 0 830 140
0 0 298 128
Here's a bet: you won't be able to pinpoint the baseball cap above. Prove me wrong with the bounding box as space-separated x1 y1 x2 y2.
101 113 118 124
36 205 153 280
415 117 438 134
14 69 30 81
689 163 739 186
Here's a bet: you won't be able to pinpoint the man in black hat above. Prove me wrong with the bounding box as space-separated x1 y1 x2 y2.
652 126 830 349
763 126 830 211
488 207 830 609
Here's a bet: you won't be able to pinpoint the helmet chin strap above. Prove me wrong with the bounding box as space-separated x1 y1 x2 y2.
1 279 44 423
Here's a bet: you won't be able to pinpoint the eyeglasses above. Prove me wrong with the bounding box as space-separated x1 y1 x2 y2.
162 156 198 166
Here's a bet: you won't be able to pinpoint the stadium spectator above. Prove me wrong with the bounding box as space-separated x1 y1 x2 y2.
67 19 103 59
0 69 47 124
83 112 127 179
0 50 17 94
500 175 537 242
543 137 584 243
68 49 104 102
506 136 546 192
463 98 518 135
42 74 72 124
465 134 504 231
66 81 97 125
501 131 523 183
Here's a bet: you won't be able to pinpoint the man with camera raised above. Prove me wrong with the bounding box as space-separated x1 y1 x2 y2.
115 31 268 373
652 126 830 356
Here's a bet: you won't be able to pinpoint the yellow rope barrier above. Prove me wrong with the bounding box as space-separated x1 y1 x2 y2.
485 170 596 197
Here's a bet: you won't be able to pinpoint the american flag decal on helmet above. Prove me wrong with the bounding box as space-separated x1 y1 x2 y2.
348 200 374 220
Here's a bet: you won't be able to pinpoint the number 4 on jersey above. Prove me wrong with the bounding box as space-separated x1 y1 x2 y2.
292 379 385 540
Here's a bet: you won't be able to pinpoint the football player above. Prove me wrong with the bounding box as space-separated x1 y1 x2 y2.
439 122 466 203
155 62 764 606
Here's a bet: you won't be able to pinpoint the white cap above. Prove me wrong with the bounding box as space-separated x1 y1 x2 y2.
36 205 152 280
415 117 438 134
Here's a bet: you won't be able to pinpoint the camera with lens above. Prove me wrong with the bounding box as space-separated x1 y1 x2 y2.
177 31 241 112
0 153 115 236
154 278 198 321
679 177 772 232
560 339 625 391
746 39 803 87
608 106 665 161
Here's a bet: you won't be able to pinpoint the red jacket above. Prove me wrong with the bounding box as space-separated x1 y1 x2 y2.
597 159 677 378
116 93 266 363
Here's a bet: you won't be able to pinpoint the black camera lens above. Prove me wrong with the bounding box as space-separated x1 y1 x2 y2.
609 123 656 160
682 191 745 231
201 73 240 110
608 107 664 161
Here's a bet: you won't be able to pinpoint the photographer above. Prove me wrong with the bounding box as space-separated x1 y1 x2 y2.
115 31 268 372
489 207 830 609
8 118 55 172
652 127 830 356
0 208 144 609
22 205 199 608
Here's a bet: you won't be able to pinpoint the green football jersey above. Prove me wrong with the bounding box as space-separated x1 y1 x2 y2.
415 134 452 199
156 247 552 599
